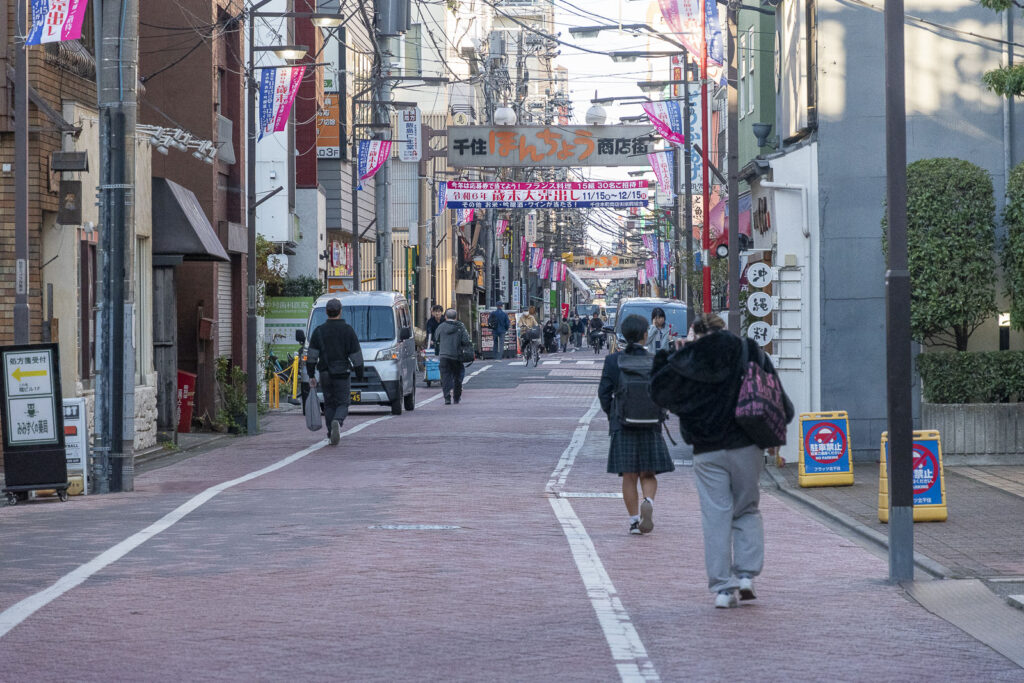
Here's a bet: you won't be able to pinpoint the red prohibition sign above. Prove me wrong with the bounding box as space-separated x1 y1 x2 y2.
911 444 939 495
805 422 847 464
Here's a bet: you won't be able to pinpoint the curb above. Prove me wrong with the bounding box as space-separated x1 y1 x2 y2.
1010 595 1024 611
762 466 953 579
134 433 234 469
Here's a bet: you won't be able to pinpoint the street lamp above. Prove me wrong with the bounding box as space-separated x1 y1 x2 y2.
267 45 309 60
609 51 679 63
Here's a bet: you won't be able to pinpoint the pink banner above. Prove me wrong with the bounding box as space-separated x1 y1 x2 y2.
496 219 508 236
540 258 551 279
521 235 528 263
27 0 89 45
648 150 675 195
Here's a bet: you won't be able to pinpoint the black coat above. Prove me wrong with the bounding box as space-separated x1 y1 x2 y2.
598 343 650 433
651 330 777 454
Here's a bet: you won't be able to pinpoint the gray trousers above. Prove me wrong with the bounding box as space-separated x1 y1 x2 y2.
693 444 765 593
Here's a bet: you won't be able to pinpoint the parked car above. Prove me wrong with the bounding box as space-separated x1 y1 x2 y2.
609 297 688 350
297 291 417 415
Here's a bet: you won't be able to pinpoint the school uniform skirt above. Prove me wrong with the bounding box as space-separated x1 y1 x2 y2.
607 428 675 475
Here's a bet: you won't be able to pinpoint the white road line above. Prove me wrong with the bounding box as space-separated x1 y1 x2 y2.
542 360 561 365
0 415 392 639
546 398 660 682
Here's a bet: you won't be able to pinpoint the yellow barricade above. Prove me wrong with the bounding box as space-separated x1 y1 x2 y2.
878 429 948 523
798 411 854 487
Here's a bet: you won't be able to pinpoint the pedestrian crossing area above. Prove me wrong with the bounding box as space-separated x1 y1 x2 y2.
540 360 598 366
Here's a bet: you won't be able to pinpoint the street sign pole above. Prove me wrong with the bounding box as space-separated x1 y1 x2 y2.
700 1 712 314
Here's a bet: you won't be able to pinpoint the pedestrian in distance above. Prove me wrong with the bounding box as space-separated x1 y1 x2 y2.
559 317 571 352
424 304 444 350
306 298 364 447
434 308 472 405
664 313 791 608
598 314 674 536
489 302 510 360
647 307 670 352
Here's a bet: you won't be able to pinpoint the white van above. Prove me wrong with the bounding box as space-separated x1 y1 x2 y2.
297 291 417 415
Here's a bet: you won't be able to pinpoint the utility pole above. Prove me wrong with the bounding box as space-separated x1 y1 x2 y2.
884 0 915 582
14 0 29 344
726 2 740 333
700 1 712 314
372 23 393 291
95 0 138 492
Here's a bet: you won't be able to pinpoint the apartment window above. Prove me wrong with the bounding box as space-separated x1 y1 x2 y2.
405 24 422 76
746 27 756 115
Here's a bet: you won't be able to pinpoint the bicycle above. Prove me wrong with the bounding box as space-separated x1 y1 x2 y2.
589 330 604 355
521 327 541 368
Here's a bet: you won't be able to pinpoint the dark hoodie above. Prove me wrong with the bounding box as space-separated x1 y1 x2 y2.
652 330 775 454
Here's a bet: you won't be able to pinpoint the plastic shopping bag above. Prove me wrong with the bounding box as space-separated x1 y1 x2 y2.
305 387 322 431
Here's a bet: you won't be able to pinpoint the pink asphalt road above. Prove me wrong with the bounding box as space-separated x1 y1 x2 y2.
0 359 1019 681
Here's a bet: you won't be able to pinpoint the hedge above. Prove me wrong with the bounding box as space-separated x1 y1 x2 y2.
917 351 1024 403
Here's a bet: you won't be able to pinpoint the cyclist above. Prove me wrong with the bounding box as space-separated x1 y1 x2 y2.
588 313 605 352
518 305 541 364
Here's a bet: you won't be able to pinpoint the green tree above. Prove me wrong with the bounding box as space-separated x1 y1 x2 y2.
883 158 998 351
982 0 1024 97
1002 161 1024 330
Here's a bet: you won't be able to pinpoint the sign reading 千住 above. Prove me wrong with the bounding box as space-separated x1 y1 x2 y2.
447 125 657 167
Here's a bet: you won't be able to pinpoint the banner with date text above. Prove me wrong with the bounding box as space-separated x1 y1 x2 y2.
444 181 649 209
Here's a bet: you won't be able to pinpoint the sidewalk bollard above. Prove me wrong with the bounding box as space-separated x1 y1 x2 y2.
798 411 854 487
878 429 948 522
291 355 299 399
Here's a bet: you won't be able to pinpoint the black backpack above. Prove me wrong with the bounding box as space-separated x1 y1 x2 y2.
614 352 664 430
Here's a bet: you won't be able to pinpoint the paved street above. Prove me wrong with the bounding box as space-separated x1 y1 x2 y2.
1 355 1023 681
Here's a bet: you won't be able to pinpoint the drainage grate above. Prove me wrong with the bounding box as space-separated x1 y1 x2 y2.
368 524 462 530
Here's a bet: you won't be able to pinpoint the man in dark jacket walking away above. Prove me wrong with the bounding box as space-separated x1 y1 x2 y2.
433 308 472 405
489 303 510 359
306 298 364 446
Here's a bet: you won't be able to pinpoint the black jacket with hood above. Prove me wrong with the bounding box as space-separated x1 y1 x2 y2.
652 329 779 455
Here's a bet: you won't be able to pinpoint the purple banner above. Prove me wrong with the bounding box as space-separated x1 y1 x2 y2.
357 140 392 191
259 66 306 141
27 0 89 45
648 149 675 196
642 102 686 148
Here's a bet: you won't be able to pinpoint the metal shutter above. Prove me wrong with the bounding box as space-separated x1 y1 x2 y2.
217 261 233 359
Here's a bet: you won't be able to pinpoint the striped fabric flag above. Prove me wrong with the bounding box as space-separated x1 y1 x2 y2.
496 219 508 237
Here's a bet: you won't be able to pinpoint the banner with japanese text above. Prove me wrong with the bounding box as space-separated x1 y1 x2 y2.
258 66 305 141
27 0 89 45
444 181 649 209
357 139 392 191
455 208 475 226
648 149 675 197
643 103 686 148
436 181 448 216
448 125 655 168
657 0 725 84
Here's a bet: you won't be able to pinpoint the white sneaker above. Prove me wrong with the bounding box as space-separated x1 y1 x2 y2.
639 498 654 534
715 590 738 609
738 576 757 601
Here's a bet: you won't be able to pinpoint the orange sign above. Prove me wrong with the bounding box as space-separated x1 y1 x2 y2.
584 255 620 268
316 93 341 159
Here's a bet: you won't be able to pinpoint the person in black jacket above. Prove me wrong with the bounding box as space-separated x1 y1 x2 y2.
306 298 364 446
424 305 444 350
659 313 790 608
433 308 472 405
598 314 674 535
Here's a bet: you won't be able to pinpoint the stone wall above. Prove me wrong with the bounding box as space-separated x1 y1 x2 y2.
921 403 1024 465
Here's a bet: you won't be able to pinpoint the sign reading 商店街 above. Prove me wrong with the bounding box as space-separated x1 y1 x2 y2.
447 125 657 167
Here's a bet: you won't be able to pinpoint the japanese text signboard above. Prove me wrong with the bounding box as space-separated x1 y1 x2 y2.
444 181 649 209
1 343 68 492
798 411 854 487
447 125 657 167
879 429 949 522
398 107 422 162
316 93 341 159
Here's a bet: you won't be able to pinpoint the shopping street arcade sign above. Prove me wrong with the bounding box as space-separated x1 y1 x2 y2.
447 125 657 167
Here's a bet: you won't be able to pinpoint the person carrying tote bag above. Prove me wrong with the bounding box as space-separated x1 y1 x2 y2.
659 314 793 609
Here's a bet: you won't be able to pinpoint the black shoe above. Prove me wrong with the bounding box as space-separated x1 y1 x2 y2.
444 397 452 405
454 396 461 404
629 521 642 535
329 420 340 446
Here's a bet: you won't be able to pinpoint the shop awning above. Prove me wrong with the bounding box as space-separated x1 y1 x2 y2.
152 177 230 262
566 267 594 300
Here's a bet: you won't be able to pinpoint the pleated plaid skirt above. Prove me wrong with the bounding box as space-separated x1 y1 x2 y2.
606 428 675 475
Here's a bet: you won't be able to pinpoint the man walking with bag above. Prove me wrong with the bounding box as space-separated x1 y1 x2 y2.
306 298 364 446
434 308 472 405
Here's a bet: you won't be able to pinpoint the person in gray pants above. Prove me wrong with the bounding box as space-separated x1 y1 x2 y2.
659 313 791 608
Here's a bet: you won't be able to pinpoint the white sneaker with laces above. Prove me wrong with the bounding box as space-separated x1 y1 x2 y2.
738 576 757 601
715 590 738 609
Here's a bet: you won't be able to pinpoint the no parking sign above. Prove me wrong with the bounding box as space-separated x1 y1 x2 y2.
798 412 854 487
878 430 948 522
